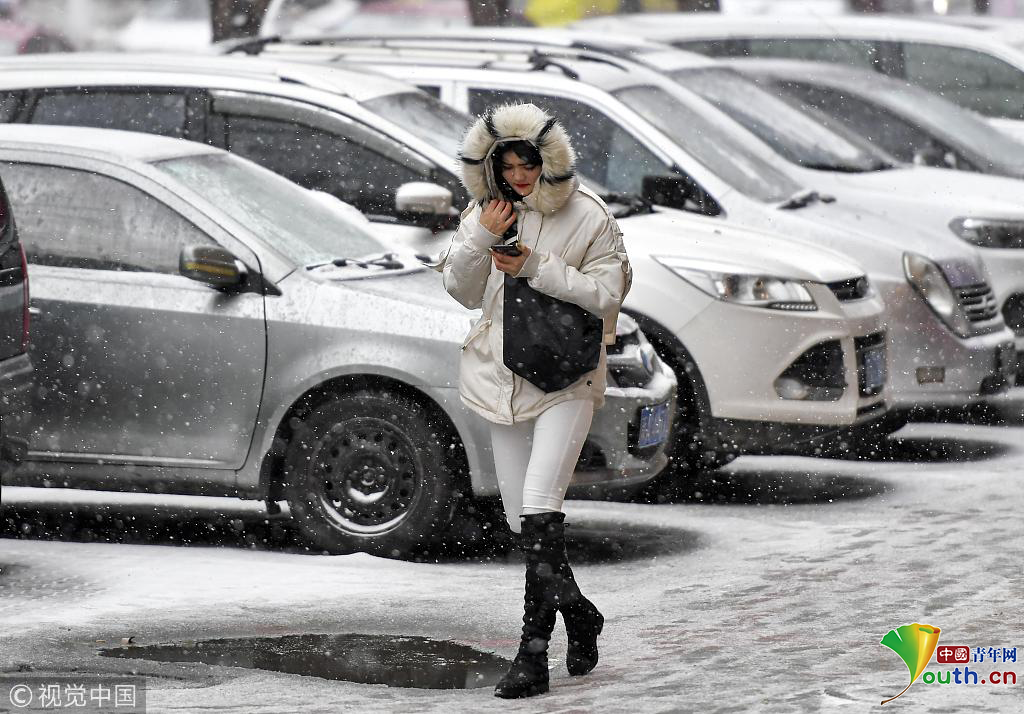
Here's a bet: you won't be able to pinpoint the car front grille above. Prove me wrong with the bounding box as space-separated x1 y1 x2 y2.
957 283 999 323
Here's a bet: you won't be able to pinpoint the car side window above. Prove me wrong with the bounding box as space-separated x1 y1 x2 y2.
0 92 21 121
221 115 427 218
29 89 188 138
467 88 675 195
897 42 1024 120
779 81 961 167
2 162 214 273
675 38 879 69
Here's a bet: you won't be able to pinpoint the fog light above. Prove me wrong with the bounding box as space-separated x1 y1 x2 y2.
775 377 811 400
916 367 945 384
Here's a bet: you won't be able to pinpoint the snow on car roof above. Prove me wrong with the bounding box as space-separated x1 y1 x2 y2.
575 12 1002 44
0 123 221 164
0 52 411 103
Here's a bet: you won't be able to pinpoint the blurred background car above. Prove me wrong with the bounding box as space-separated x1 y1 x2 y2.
0 169 31 478
725 57 1024 180
573 13 1024 141
0 0 71 54
0 123 675 556
109 0 212 53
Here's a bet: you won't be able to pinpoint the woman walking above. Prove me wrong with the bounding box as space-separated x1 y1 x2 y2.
440 103 632 698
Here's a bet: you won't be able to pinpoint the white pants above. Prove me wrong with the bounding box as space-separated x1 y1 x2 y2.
489 399 595 533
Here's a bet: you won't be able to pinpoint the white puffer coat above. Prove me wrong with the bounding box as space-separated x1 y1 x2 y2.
439 103 632 425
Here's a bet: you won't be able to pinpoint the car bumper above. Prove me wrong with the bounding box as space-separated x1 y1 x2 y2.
977 249 1024 367
568 358 677 496
710 400 890 456
676 286 887 427
883 281 1016 410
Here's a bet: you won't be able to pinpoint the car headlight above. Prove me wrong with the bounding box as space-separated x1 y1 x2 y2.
902 252 972 337
950 217 1024 249
653 256 817 311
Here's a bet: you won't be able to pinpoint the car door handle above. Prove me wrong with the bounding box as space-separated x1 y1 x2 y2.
28 307 41 316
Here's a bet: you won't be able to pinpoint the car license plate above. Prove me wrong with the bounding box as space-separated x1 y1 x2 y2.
862 346 886 392
637 402 670 449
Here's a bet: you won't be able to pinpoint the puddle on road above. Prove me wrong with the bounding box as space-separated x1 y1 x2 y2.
99 633 510 689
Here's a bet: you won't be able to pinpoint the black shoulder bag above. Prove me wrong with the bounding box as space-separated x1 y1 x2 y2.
502 273 603 393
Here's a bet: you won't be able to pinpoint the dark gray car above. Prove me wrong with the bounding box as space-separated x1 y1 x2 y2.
0 125 675 556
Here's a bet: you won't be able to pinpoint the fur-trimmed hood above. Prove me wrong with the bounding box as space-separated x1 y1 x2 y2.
458 103 577 215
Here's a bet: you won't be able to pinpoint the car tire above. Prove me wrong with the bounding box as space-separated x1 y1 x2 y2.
282 388 458 557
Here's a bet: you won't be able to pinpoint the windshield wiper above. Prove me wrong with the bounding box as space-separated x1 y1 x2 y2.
306 252 405 271
599 192 654 218
775 189 836 210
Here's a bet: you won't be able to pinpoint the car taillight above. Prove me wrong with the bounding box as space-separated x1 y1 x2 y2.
20 243 29 353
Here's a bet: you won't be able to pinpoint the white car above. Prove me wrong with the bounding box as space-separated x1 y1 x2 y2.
220 38 1017 422
573 13 1024 142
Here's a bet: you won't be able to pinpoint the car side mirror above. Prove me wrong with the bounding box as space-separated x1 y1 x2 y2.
396 182 453 216
912 144 958 169
179 244 244 289
641 175 717 215
395 182 456 231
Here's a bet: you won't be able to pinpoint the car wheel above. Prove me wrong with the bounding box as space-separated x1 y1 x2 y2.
283 388 457 557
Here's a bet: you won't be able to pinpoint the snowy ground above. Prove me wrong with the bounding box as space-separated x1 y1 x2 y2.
3 411 1024 713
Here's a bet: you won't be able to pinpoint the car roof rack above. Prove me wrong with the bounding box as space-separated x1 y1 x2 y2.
256 42 634 82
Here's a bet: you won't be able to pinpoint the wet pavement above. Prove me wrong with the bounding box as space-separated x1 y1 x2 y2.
2 419 1024 712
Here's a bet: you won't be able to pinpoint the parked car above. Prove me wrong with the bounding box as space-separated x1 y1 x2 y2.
251 37 1016 424
725 58 1024 180
0 53 895 473
0 169 31 476
0 124 676 555
635 54 1024 378
573 13 1024 141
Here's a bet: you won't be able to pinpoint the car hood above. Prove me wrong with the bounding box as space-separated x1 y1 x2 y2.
622 207 865 284
792 198 991 288
306 263 476 345
812 166 1024 218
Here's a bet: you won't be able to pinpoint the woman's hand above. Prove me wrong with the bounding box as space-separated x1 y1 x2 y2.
479 199 515 237
491 244 531 276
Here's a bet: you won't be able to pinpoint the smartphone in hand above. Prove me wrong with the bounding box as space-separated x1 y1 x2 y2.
490 242 523 257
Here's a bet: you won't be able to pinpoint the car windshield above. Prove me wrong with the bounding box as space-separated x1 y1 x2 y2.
873 82 1024 168
361 91 471 160
671 67 895 172
611 84 802 203
156 153 387 266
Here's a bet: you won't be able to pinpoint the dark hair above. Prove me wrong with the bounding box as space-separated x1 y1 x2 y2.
492 140 543 203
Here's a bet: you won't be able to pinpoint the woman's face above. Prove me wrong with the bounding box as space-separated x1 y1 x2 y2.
501 149 542 197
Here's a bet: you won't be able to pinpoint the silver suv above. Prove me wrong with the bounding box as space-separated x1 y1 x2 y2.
0 125 676 556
